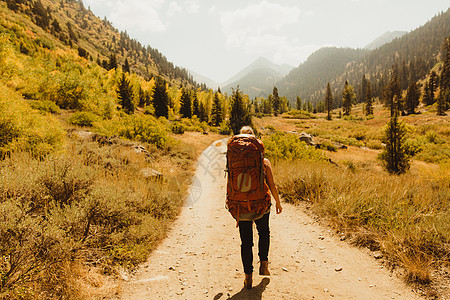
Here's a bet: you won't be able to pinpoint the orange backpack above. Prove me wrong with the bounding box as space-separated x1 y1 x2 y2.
226 134 270 223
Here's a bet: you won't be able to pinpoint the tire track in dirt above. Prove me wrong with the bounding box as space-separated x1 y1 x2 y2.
120 139 422 299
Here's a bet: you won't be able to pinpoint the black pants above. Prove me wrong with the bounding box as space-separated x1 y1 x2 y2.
238 212 270 274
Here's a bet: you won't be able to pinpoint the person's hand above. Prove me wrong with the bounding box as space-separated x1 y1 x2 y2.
275 202 282 214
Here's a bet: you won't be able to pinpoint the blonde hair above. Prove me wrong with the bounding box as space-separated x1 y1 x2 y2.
240 126 254 135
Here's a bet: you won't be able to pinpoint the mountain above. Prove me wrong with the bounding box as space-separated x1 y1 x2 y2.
277 47 368 102
222 57 293 98
364 31 408 50
2 0 200 88
189 70 219 90
276 9 450 105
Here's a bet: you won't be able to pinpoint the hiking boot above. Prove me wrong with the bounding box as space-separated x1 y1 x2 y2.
244 273 252 289
259 261 270 276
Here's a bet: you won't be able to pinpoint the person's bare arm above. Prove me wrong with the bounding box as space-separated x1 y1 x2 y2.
264 158 282 214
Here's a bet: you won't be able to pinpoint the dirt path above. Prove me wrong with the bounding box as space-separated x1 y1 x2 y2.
120 139 422 299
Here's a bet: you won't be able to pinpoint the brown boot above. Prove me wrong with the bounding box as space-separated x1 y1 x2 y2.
244 273 252 289
259 261 270 276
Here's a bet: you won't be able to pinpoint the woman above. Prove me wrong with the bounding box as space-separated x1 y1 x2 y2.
234 126 283 289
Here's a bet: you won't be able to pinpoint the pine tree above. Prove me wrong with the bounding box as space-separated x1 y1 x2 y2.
384 65 402 116
179 88 192 118
365 80 374 115
272 86 280 116
360 74 368 103
438 37 450 112
429 71 438 100
306 101 313 113
117 73 134 114
211 92 223 126
422 81 434 106
342 80 355 116
325 82 333 120
107 52 117 70
198 102 207 122
229 87 252 135
192 92 199 117
437 92 446 115
441 37 450 93
296 96 302 110
123 57 130 73
405 82 420 114
152 77 169 118
379 109 410 175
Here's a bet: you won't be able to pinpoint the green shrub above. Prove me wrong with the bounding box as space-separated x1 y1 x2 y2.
0 84 65 157
143 104 155 115
263 132 325 162
171 121 185 134
366 139 383 150
341 160 357 172
34 37 54 50
95 114 172 148
319 140 337 152
283 109 312 119
404 138 423 156
219 121 232 135
29 100 61 114
343 115 364 121
69 111 99 127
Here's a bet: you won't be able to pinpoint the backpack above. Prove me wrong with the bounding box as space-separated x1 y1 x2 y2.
226 134 270 224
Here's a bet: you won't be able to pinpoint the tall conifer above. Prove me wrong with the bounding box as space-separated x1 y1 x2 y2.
229 87 252 135
342 81 355 116
405 82 420 114
365 80 374 115
192 92 200 117
325 82 333 120
272 86 280 116
296 96 302 110
117 73 134 114
152 77 169 118
179 88 192 118
211 92 223 126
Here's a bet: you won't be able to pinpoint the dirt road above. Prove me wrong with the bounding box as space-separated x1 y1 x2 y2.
120 139 422 299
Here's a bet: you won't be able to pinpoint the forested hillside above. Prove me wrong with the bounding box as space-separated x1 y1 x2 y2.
2 0 202 87
278 9 450 106
277 47 367 105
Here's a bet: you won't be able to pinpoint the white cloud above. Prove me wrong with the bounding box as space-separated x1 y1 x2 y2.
219 1 315 66
185 0 200 14
241 33 321 66
208 5 216 15
220 1 301 48
107 0 167 32
167 1 182 17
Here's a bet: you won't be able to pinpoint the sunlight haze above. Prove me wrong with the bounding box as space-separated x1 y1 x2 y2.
83 0 450 83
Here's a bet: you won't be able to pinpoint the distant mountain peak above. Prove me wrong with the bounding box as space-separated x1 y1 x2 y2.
364 31 407 50
221 57 294 98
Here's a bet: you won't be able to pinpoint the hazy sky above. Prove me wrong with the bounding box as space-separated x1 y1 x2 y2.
83 0 449 83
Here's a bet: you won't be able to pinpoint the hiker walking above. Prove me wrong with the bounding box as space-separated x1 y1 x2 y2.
226 126 282 289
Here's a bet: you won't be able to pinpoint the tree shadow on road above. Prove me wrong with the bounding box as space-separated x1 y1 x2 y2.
214 278 270 300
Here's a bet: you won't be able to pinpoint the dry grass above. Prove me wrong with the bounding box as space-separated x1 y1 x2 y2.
273 155 449 290
0 134 197 299
259 105 449 292
171 131 226 156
